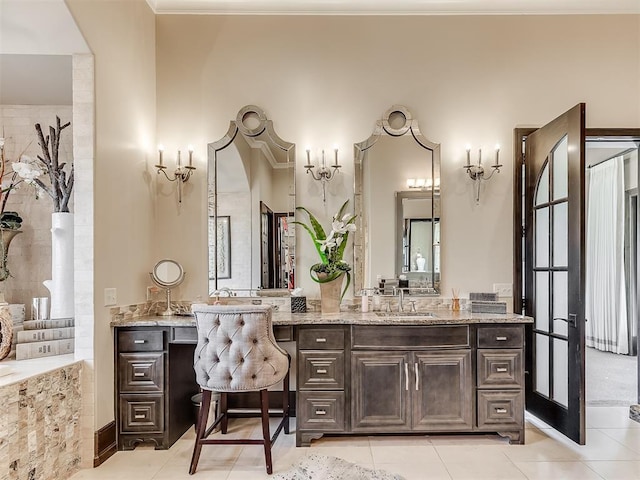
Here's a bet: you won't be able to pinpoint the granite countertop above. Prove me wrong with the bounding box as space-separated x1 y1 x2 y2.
110 309 533 327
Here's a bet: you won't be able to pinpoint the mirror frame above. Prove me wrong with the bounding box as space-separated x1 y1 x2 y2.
150 259 185 289
208 105 296 294
353 105 441 295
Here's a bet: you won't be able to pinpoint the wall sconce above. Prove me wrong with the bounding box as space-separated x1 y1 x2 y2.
304 147 341 202
463 145 501 204
156 144 196 204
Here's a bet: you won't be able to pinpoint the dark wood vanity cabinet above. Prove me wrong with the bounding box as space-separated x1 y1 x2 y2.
475 325 525 442
296 322 525 446
351 326 473 433
115 326 198 450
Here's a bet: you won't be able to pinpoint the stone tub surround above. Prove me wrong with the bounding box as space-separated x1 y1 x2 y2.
0 358 82 480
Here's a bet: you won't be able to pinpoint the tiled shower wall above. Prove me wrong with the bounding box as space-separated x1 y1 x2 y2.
0 362 82 480
0 104 74 309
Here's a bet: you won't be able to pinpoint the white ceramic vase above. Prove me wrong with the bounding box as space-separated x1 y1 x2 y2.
43 212 74 319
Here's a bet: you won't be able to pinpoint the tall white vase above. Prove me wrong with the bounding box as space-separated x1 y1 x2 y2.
43 212 74 319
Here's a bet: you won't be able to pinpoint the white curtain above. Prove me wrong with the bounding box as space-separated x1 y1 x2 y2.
585 156 628 354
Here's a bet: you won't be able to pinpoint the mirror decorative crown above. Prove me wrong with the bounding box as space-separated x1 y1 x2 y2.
208 105 296 296
354 105 441 295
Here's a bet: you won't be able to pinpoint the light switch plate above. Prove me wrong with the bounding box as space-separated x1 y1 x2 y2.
493 283 513 297
104 287 117 306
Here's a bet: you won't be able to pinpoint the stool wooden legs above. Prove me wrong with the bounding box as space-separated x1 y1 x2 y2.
260 389 273 474
189 389 211 475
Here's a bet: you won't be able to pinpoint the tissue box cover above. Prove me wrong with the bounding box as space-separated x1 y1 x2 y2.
291 296 307 313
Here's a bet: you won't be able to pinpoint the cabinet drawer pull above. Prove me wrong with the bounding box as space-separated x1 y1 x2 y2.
315 338 327 343
316 369 327 374
134 414 146 419
404 362 409 391
133 340 146 344
414 362 419 391
314 409 327 416
495 408 508 414
495 336 507 341
133 372 145 377
496 367 508 373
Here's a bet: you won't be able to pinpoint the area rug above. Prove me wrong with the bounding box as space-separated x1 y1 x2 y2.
273 454 405 480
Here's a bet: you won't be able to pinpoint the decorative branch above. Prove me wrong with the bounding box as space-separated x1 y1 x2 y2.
34 116 72 213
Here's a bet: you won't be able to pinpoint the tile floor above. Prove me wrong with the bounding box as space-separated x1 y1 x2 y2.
69 407 640 479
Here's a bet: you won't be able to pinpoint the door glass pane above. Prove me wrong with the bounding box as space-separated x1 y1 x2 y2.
553 338 569 407
536 271 549 332
553 271 568 336
535 207 549 268
553 201 568 267
553 136 568 200
535 163 549 206
536 333 550 397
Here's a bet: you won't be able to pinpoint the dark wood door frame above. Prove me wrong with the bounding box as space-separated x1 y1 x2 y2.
514 127 640 406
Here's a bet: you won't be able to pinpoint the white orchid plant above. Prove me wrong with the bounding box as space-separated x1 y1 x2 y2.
293 199 357 299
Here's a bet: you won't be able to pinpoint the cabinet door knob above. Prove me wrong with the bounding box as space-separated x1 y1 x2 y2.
134 414 146 419
315 338 327 343
414 362 419 391
315 409 327 416
495 408 508 414
496 367 508 373
496 336 507 341
133 372 145 377
316 369 327 374
133 340 146 344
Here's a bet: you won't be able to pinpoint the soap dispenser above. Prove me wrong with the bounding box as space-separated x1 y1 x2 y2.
361 290 369 313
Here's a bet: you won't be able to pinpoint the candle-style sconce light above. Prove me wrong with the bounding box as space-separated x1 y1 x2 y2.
156 144 196 204
304 147 341 202
463 145 502 204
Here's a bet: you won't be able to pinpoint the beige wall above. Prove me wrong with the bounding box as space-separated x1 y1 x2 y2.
156 14 640 303
65 0 157 429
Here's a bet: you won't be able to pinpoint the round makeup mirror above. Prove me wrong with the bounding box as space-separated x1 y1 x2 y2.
150 259 185 315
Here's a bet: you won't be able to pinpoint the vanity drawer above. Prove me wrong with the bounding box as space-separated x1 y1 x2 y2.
299 350 345 390
118 330 164 352
477 326 523 349
118 353 164 393
171 326 197 344
352 325 469 349
477 390 524 429
298 328 345 350
119 394 164 433
477 350 523 388
274 325 294 342
298 391 345 431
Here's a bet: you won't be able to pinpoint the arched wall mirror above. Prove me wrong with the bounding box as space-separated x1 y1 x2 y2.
354 105 441 295
208 105 296 295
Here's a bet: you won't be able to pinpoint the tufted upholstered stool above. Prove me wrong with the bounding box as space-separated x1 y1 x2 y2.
189 304 290 475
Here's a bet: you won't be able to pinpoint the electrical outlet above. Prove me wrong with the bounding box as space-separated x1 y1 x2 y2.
493 283 513 297
104 287 117 306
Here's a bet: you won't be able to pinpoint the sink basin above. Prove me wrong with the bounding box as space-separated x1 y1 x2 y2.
375 311 437 318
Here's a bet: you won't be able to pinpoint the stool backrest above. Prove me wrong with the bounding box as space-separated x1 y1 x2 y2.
191 304 288 392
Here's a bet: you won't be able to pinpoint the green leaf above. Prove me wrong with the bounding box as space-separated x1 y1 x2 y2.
291 220 328 264
296 206 326 240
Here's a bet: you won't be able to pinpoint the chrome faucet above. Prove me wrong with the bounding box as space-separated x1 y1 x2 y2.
394 287 416 313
